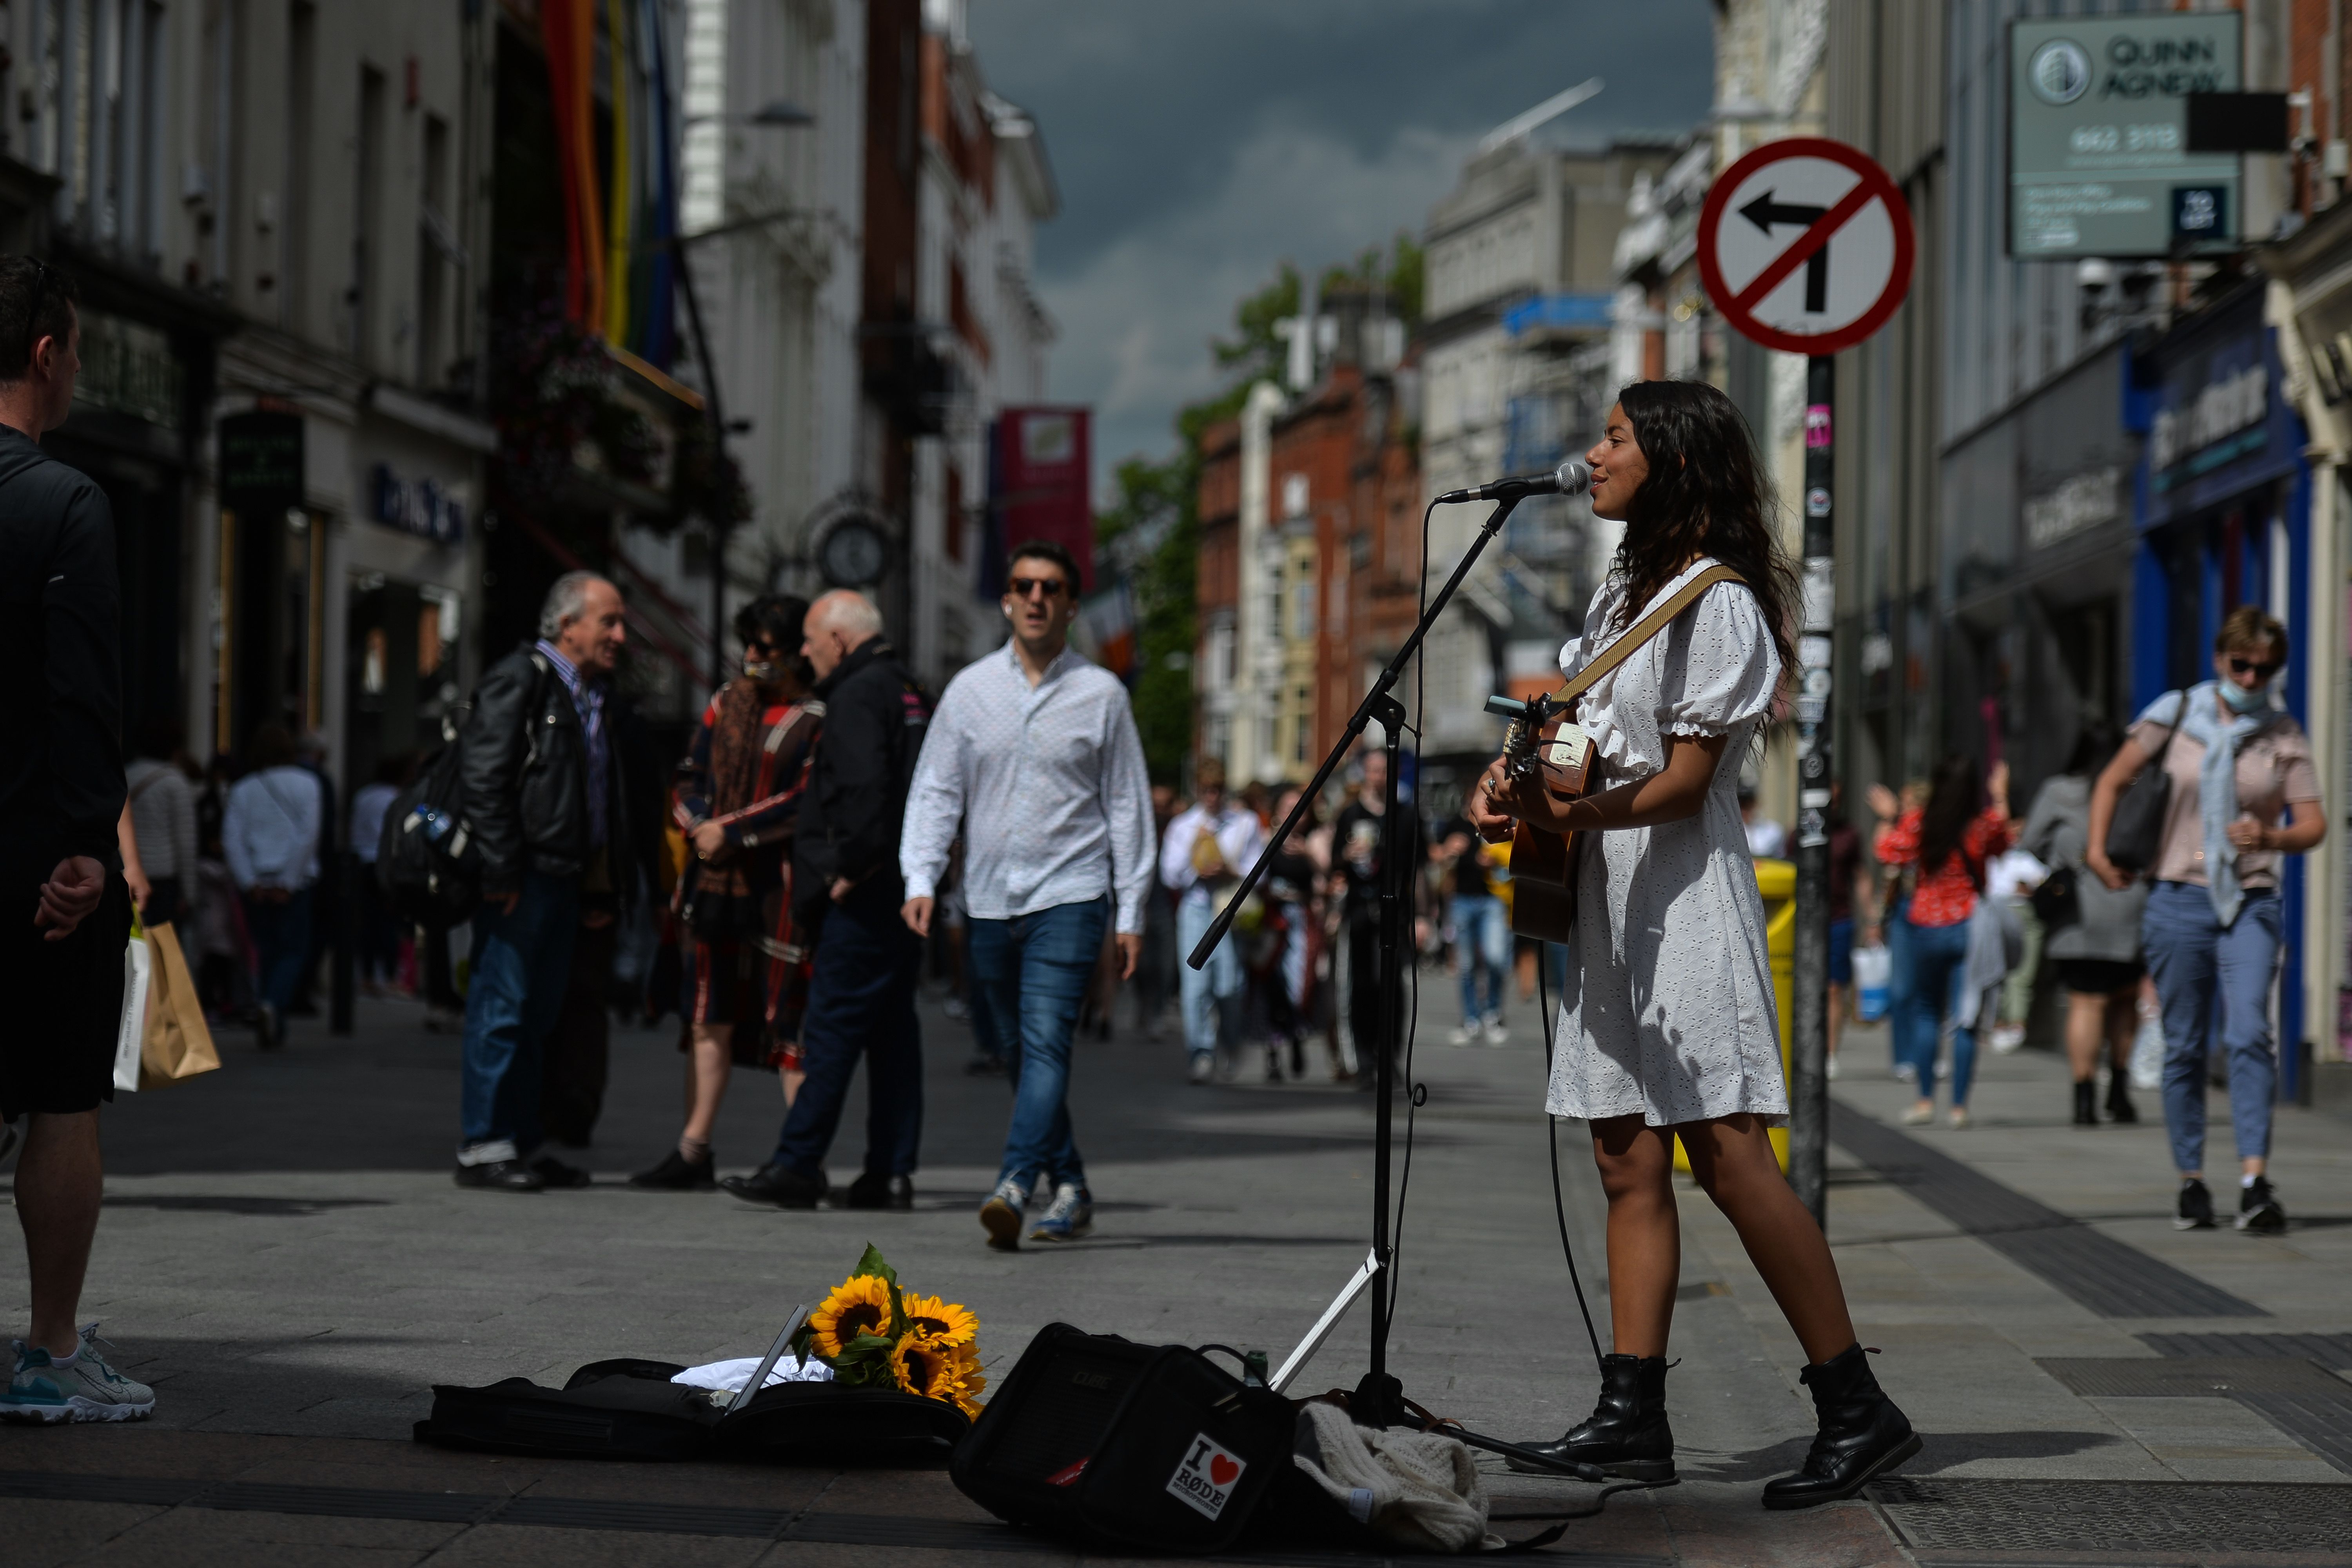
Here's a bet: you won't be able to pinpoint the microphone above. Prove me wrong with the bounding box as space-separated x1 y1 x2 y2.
1436 458 1593 505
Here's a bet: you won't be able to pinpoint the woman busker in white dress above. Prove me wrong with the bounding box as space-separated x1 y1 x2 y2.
1465 380 1917 1510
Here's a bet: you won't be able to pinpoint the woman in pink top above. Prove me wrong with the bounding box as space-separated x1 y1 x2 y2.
2086 606 2325 1235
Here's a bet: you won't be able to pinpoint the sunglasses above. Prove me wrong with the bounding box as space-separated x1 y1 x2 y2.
2226 655 2284 679
1007 575 1068 600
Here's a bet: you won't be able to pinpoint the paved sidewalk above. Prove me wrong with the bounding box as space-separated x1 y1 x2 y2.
3 981 2347 1565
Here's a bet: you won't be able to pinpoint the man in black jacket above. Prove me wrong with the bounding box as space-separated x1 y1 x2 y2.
452 570 631 1192
0 258 154 1421
723 590 929 1209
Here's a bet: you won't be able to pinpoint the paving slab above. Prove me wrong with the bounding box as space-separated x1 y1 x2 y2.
2 985 2347 1563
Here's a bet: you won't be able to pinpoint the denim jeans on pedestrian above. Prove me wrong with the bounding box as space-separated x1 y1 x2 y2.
2142 880 2281 1174
243 887 315 1016
459 870 580 1161
1894 911 1976 1106
772 898 923 1181
966 896 1109 1194
1176 894 1242 1065
1451 893 1508 1024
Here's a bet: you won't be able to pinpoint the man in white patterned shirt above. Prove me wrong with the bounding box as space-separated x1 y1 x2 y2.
902 540 1153 1249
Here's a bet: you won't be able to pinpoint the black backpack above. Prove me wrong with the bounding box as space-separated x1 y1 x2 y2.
377 705 480 925
950 1323 1297 1554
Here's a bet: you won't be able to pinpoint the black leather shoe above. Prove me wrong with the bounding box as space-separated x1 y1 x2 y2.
453 1159 543 1192
1505 1354 1674 1481
720 1162 824 1209
1760 1343 1920 1510
629 1149 717 1191
529 1156 593 1189
844 1171 915 1210
2072 1080 2097 1126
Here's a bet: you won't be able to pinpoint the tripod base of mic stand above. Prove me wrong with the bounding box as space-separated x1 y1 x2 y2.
1348 1370 1610 1482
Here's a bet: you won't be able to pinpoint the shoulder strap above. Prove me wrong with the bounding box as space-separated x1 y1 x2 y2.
1550 564 1747 707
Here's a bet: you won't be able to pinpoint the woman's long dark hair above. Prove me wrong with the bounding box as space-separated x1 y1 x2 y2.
1918 753 1983 882
1610 380 1800 679
2063 717 2120 779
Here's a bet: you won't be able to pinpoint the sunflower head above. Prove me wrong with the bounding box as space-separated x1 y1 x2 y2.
809 1273 895 1360
891 1335 958 1401
947 1342 987 1419
900 1292 978 1348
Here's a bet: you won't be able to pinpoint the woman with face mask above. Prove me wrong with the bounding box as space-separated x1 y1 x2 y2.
2086 605 2325 1236
631 595 821 1191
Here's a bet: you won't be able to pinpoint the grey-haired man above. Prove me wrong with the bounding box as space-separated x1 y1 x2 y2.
452 572 632 1192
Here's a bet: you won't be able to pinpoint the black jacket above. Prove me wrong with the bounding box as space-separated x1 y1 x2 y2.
793 637 928 920
0 426 120 892
459 643 633 899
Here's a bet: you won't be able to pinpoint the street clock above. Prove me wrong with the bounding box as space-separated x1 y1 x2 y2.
818 517 889 587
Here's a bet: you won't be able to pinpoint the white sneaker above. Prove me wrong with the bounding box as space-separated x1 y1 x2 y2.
1989 1024 2025 1054
2 1326 154 1423
1900 1103 1935 1126
1186 1053 1214 1084
1483 1014 1508 1045
1894 1061 1917 1084
1448 1024 1478 1047
1825 1054 1841 1081
978 1177 1028 1251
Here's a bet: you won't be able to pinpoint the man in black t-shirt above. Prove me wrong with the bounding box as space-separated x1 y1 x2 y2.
1333 750 1422 1083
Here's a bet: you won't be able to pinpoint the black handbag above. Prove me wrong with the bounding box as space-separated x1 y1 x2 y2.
2103 701 2180 875
2028 864 2079 928
950 1323 1296 1553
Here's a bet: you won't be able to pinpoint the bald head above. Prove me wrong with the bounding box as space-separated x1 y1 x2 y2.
804 590 883 681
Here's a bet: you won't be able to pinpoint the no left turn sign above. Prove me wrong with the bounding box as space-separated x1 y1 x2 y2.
1697 137 1913 357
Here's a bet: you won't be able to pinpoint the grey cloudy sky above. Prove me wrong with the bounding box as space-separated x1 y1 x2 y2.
963 0 1717 486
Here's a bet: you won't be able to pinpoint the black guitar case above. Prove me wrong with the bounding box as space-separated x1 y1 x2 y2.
414 1357 969 1464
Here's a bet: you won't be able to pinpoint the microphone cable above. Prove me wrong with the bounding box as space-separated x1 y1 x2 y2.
1538 952 1607 1372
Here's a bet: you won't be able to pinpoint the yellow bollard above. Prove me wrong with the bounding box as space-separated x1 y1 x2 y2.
1674 858 1793 1174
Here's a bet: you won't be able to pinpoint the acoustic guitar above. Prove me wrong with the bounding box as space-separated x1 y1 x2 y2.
1484 692 1592 944
1482 563 1749 946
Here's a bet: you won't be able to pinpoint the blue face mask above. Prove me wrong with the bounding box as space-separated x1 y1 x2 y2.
2219 678 2271 715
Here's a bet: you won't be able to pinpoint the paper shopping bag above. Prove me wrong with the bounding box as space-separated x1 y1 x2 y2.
113 930 152 1093
140 922 221 1088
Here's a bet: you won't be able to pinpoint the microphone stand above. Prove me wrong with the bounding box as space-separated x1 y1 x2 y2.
1187 492 1523 1428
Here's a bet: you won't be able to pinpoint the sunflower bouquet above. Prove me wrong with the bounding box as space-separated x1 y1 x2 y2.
794 1245 984 1418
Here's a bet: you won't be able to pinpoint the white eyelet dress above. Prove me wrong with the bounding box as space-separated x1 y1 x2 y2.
1544 557 1788 1127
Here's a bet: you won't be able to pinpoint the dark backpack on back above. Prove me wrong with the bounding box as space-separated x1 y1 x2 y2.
377 706 480 925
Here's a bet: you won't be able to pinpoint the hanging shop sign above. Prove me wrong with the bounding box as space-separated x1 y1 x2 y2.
218 409 304 520
2141 297 2301 529
2009 12 2242 260
1695 137 1915 358
73 310 183 429
370 462 467 545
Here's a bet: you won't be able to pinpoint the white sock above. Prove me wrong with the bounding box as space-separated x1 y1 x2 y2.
2241 1173 2260 1189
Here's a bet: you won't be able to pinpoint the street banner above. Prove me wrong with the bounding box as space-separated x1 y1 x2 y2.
993 408 1094 592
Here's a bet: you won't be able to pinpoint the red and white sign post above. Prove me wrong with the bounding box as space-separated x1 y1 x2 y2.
1699 138 1914 1223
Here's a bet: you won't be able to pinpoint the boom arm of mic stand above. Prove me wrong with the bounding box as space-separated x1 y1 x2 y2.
1184 494 1523 972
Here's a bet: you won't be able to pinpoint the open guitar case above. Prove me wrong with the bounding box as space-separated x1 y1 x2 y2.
414 1356 968 1465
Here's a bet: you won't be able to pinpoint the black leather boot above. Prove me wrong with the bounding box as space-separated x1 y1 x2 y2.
1505 1354 1674 1480
2104 1073 2137 1124
2072 1080 2097 1126
1760 1343 1920 1510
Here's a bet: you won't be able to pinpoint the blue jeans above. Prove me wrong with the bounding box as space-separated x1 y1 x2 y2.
772 898 923 1180
243 887 315 1015
1176 895 1242 1063
1451 894 1508 1024
1895 911 1977 1106
459 871 579 1160
2143 881 2281 1173
967 897 1109 1192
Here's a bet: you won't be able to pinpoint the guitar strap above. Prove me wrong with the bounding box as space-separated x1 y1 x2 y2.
1546 564 1749 712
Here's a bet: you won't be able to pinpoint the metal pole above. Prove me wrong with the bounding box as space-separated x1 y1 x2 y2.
1789 355 1835 1225
671 243 731 693
1367 693 1406 1387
